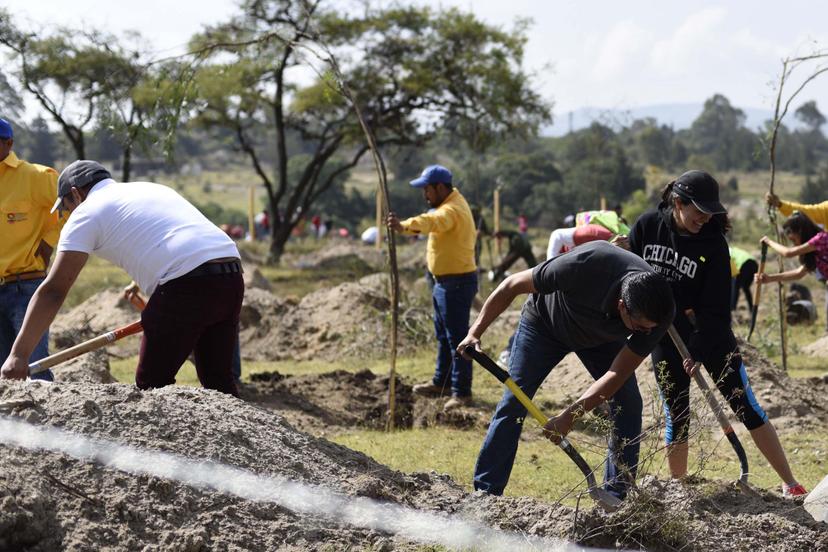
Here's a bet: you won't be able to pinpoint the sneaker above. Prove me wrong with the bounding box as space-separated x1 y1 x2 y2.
412 382 447 397
782 483 808 498
443 395 473 411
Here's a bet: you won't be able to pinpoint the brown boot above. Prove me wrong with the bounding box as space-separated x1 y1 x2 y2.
443 394 473 411
412 382 448 397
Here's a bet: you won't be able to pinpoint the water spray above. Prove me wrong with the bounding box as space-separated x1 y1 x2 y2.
0 417 598 552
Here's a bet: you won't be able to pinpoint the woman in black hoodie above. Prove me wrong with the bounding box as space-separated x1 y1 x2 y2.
629 170 806 498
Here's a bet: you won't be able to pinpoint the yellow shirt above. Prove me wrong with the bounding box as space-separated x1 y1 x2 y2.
400 189 476 276
779 199 828 225
0 151 62 278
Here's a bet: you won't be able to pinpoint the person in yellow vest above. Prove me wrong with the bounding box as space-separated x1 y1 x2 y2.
729 246 758 311
387 165 477 411
0 118 63 381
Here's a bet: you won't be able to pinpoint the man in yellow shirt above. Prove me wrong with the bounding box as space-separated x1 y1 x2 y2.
387 165 477 410
0 118 62 381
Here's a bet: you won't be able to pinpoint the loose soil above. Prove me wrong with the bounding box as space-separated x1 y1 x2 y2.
803 334 828 357
0 381 825 551
242 369 414 436
238 273 431 362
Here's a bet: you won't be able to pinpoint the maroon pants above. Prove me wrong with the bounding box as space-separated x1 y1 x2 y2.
136 271 244 396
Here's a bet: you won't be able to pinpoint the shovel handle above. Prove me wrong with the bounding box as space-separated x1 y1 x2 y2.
747 242 768 342
753 241 769 309
464 347 548 426
29 321 144 375
666 325 749 485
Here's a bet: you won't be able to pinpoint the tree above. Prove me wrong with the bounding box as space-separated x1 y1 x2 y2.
795 100 826 131
793 100 828 174
0 11 121 158
0 69 23 118
188 1 550 263
26 116 59 167
559 123 645 213
689 94 760 170
799 169 828 204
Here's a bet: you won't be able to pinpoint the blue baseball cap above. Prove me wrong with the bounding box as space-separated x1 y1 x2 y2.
410 164 452 188
0 118 12 140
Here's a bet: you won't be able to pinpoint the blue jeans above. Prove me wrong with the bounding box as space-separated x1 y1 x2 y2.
473 315 642 499
0 278 53 381
431 272 478 397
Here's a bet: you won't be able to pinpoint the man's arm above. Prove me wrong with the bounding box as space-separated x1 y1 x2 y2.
0 250 89 379
457 268 536 356
543 345 645 440
767 192 828 223
398 207 456 235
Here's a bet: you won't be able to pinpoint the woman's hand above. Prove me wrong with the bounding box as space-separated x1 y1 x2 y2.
683 357 699 377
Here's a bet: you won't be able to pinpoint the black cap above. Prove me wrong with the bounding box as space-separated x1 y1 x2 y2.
51 160 112 213
673 170 726 215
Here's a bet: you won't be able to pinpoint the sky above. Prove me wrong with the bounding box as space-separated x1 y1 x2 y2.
4 0 828 120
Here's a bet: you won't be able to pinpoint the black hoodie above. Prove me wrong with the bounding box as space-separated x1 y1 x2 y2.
629 203 735 361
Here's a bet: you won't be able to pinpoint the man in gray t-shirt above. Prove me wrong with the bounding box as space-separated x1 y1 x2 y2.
458 241 675 499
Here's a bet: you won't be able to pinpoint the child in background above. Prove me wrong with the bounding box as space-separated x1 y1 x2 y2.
757 211 828 286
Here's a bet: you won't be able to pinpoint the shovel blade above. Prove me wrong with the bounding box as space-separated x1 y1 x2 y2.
588 488 623 511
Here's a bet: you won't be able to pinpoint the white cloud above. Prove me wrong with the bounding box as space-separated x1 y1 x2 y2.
650 7 729 76
590 20 653 81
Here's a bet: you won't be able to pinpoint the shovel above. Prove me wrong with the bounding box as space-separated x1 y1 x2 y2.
29 321 144 376
465 347 622 510
666 325 755 494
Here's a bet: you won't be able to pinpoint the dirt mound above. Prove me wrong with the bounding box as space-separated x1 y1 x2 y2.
51 289 142 358
52 349 117 384
803 334 828 357
242 262 272 291
0 381 824 551
240 273 430 361
244 369 413 435
738 338 828 429
287 241 427 274
291 242 384 272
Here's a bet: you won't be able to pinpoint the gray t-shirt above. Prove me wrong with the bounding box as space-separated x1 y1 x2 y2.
523 241 668 356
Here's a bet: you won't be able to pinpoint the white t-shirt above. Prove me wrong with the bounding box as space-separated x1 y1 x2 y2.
58 179 240 295
546 227 577 260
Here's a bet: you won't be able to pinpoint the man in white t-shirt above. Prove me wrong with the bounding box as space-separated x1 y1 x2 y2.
0 160 243 396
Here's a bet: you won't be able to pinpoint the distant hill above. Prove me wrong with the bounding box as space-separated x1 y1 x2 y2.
543 102 797 137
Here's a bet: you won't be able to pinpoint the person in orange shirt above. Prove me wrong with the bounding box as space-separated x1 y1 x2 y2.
0 118 63 381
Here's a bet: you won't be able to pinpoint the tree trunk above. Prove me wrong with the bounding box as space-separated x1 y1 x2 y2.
268 221 293 265
121 144 132 182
